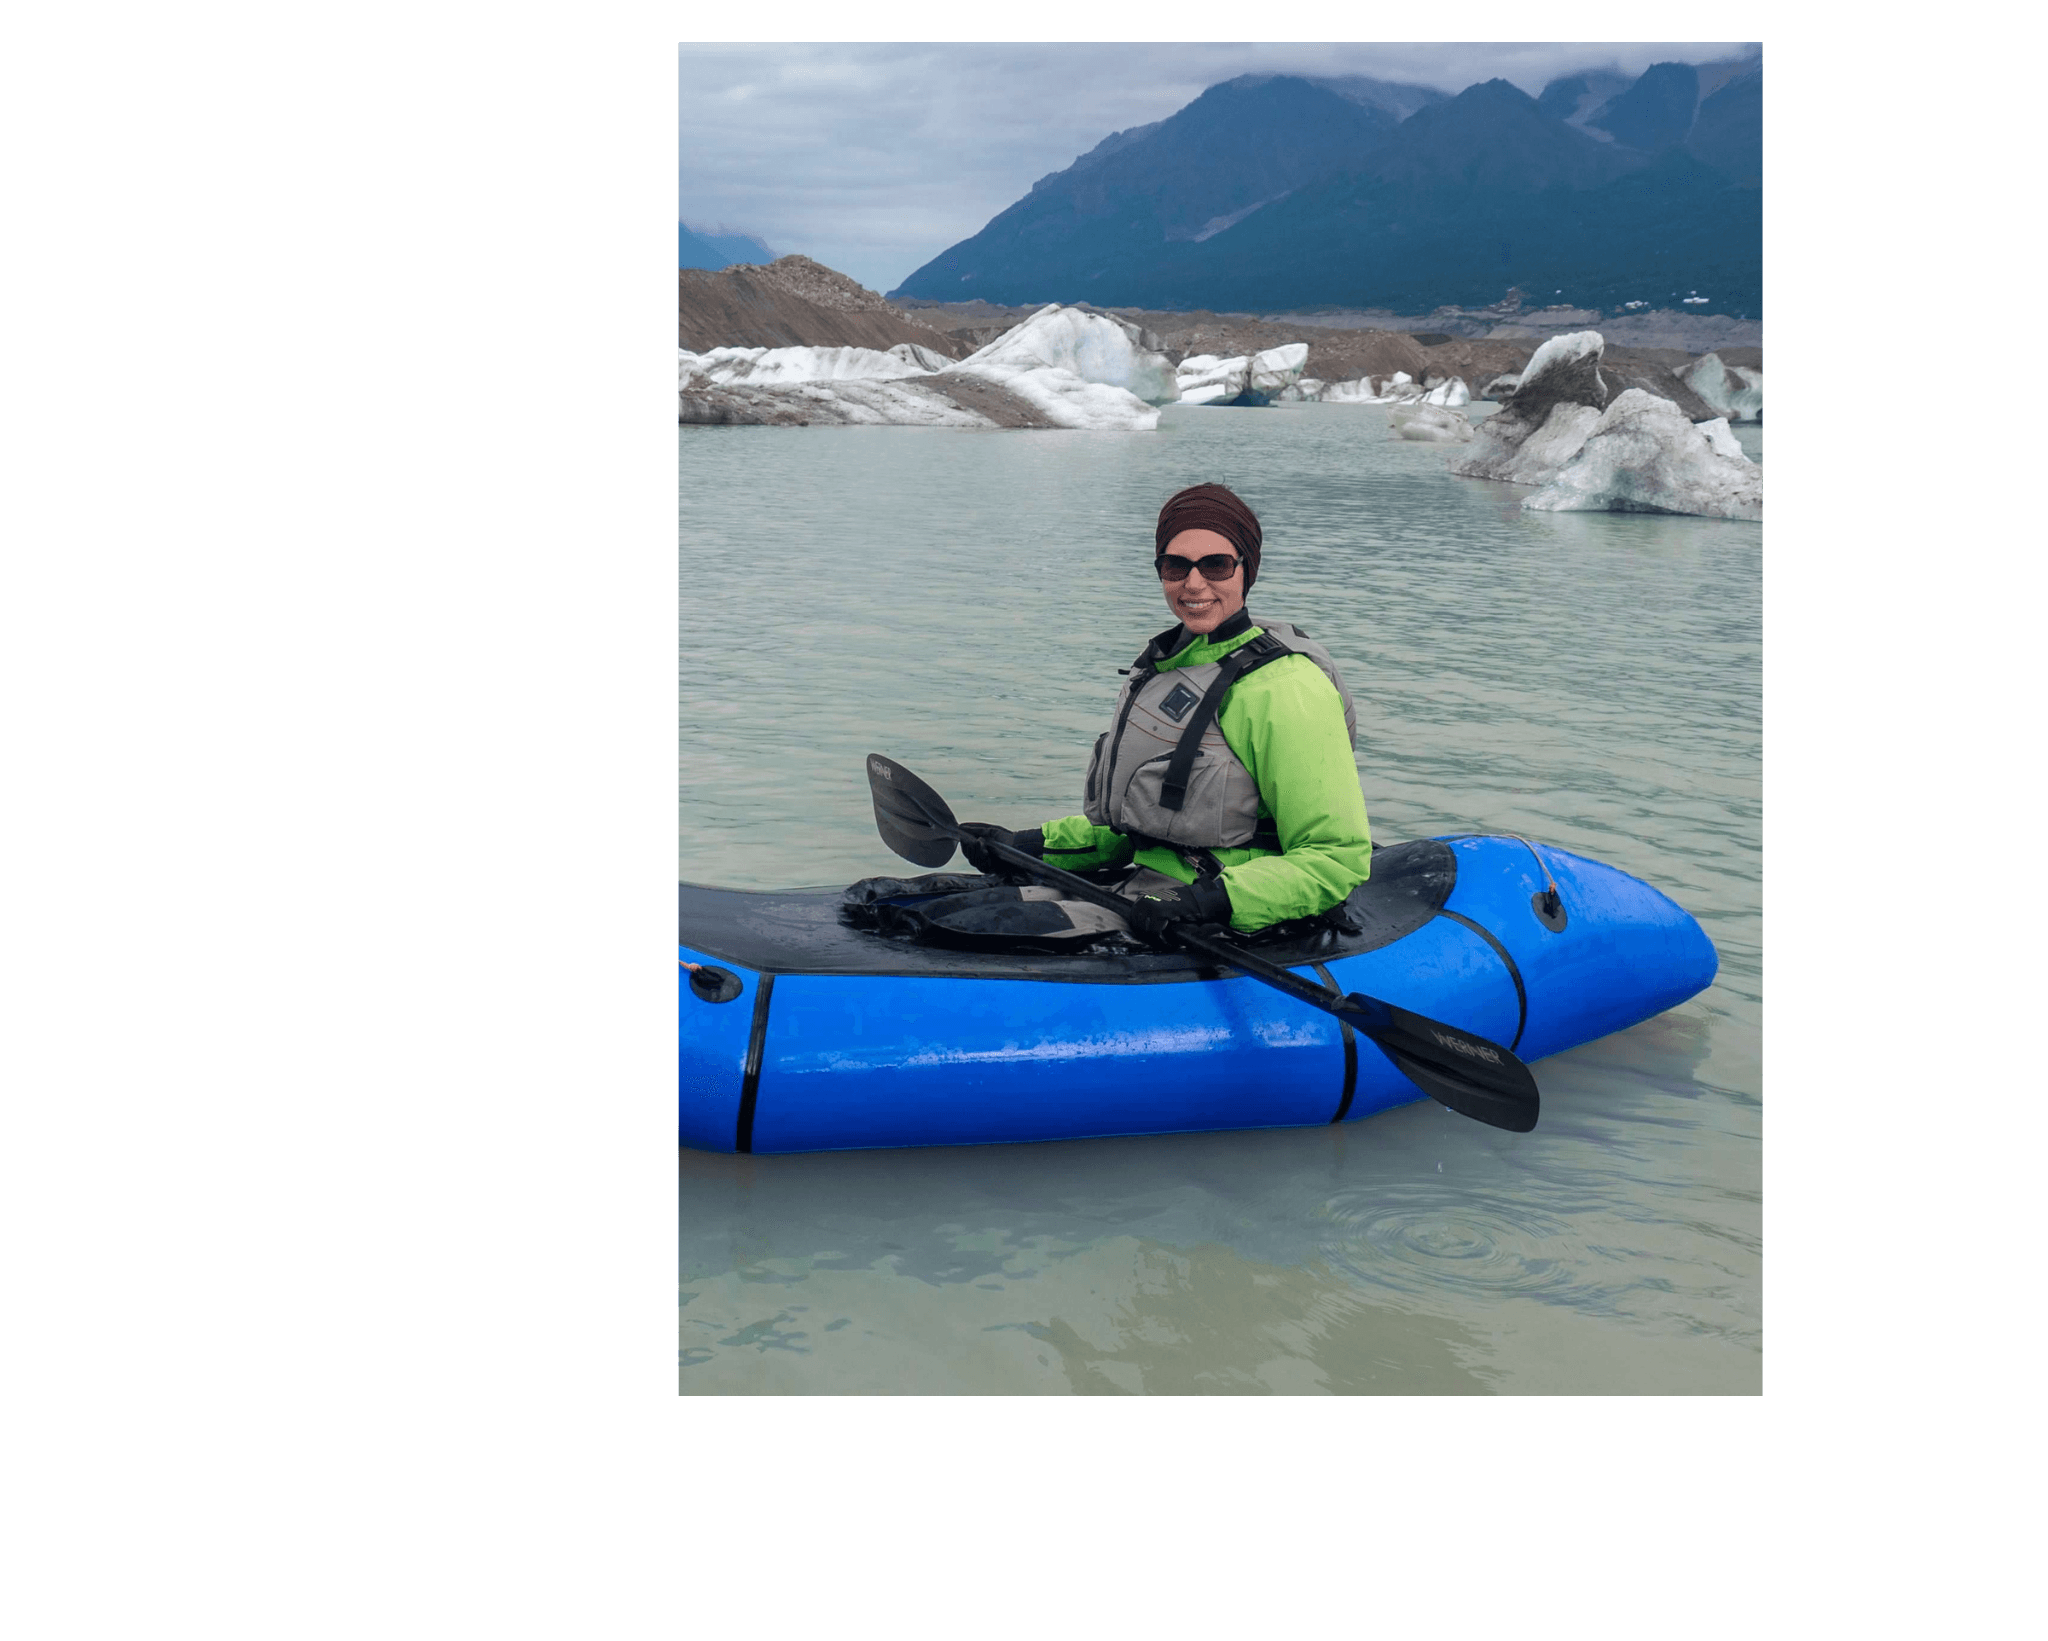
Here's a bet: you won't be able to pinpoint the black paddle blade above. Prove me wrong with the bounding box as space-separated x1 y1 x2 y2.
866 753 959 868
1340 994 1541 1133
1382 1047 1540 1133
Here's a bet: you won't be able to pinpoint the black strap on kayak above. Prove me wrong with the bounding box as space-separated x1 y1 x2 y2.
1157 630 1293 812
1436 910 1528 1052
734 973 776 1153
1311 961 1359 1122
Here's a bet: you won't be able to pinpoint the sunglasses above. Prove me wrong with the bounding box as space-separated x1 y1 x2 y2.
1155 552 1242 583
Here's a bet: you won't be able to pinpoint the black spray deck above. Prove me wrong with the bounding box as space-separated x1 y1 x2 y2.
680 839 1457 984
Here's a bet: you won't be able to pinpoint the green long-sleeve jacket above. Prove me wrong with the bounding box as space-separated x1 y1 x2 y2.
1038 621 1372 932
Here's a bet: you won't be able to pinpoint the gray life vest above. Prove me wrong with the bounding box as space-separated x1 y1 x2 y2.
1081 613 1358 852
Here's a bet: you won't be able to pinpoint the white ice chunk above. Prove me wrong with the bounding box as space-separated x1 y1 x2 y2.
948 304 1179 424
886 342 954 373
1175 342 1309 401
1320 373 1417 405
1317 377 1381 404
1387 403 1474 442
1450 402 1602 482
1677 353 1763 423
1247 343 1310 392
1176 353 1249 399
688 345 932 386
1521 389 1761 519
936 305 1173 429
1422 377 1471 407
1517 330 1605 384
1449 331 1610 483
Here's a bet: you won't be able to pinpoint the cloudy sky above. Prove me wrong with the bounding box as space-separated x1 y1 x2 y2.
678 42 1757 295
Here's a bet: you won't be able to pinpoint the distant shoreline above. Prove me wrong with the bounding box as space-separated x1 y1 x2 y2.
893 298 1760 355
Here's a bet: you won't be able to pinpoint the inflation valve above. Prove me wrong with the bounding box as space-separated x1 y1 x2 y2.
681 960 744 1003
1506 836 1568 932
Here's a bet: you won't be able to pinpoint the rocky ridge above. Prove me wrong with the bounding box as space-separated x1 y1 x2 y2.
679 256 968 357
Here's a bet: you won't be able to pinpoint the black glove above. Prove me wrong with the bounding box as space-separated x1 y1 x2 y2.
958 824 1044 875
1124 876 1233 944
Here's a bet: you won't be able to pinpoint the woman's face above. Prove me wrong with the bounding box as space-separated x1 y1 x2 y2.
1159 527 1247 635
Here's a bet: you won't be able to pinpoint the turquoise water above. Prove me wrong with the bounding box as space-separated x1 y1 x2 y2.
681 401 1761 1393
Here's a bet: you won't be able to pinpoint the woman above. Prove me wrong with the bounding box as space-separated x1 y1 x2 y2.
958 482 1373 943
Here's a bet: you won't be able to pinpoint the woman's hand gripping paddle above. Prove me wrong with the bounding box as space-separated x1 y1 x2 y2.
865 753 1540 1133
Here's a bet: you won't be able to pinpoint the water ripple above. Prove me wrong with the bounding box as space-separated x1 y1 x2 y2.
1318 1186 1590 1303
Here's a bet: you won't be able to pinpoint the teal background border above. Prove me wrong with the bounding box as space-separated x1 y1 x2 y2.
12 3 1998 1622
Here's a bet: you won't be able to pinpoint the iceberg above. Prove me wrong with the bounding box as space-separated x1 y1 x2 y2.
1677 352 1764 423
1448 330 1611 484
1248 343 1309 393
1521 391 1761 519
1318 371 1402 404
679 307 1172 431
679 378 1008 428
1314 369 1468 407
1176 343 1309 404
1387 403 1474 443
677 343 946 387
946 305 1177 429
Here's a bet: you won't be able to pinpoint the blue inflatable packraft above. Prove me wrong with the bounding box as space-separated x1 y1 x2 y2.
679 835 1716 1153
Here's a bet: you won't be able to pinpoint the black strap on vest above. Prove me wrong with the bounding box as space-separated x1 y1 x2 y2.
1101 621 1181 792
1157 630 1294 812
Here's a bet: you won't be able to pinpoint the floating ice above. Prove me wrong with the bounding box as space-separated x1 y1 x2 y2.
680 307 1174 431
1314 369 1469 408
679 377 1004 428
1317 376 1385 404
1521 391 1761 519
1248 343 1309 392
1449 330 1610 484
1176 343 1308 402
1677 352 1763 423
677 343 951 387
1387 403 1474 442
946 305 1178 428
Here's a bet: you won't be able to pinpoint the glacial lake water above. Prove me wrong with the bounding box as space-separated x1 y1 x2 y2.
680 399 1761 1394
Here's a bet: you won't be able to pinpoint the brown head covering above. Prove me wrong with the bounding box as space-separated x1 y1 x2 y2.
1154 482 1262 592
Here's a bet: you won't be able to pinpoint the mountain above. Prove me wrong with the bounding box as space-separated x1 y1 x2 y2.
1588 61 1701 153
891 55 1761 317
680 223 775 270
1680 60 1762 186
1355 77 1637 191
891 74 1429 305
1536 69 1634 133
1306 74 1448 121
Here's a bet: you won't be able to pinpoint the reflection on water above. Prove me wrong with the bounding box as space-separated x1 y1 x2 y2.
681 400 1761 1393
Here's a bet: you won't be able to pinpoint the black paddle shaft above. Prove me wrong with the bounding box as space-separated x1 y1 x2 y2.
864 753 1540 1133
